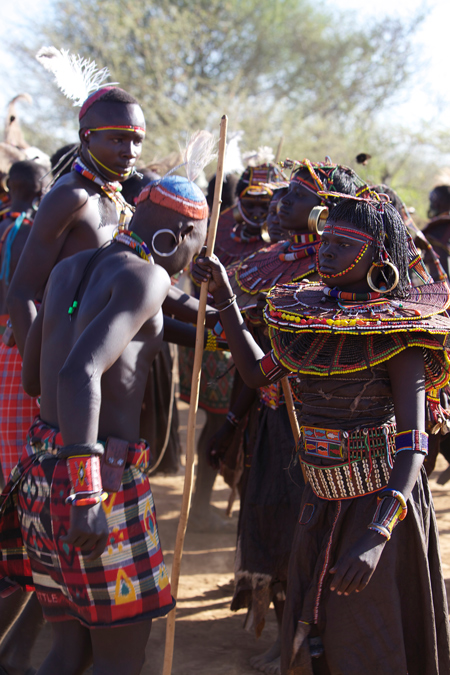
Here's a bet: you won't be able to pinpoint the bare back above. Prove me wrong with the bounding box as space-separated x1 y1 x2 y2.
29 244 170 443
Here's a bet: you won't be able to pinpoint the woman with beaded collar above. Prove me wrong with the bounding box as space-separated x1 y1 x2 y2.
192 194 450 675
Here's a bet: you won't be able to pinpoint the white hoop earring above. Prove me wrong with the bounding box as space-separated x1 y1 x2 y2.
151 229 179 257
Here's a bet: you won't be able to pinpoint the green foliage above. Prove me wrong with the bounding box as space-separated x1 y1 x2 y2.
20 0 420 157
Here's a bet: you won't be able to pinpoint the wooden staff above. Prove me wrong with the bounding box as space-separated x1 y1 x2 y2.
163 115 228 675
274 136 284 163
281 377 307 484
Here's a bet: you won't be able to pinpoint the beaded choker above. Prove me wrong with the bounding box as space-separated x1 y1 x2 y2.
113 228 152 262
230 223 261 244
279 234 320 262
323 286 381 302
73 158 133 227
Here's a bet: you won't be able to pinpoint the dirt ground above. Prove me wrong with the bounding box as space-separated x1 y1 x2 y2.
30 401 450 674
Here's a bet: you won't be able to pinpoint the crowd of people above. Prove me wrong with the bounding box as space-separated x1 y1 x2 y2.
0 50 450 675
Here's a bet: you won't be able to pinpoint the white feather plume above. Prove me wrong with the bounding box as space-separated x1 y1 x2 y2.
223 131 245 177
243 146 275 167
36 46 116 107
181 130 217 183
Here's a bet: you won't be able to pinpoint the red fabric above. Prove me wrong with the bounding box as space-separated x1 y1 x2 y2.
0 343 39 481
2 418 174 627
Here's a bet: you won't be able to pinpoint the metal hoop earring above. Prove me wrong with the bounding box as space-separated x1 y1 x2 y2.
151 229 180 257
366 261 399 294
308 206 329 235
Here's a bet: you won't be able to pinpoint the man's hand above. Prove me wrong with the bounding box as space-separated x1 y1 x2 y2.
207 422 236 469
61 502 109 561
329 530 386 595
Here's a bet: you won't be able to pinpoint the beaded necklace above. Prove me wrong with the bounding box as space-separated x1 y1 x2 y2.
73 158 133 227
68 230 153 317
323 286 381 302
113 228 152 261
279 234 320 262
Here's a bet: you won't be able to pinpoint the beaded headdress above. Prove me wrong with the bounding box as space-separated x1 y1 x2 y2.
135 130 216 220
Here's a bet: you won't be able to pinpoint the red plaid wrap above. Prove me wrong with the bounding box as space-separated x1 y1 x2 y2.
0 418 174 627
0 340 40 481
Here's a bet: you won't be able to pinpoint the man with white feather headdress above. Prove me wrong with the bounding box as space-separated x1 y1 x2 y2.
7 47 146 357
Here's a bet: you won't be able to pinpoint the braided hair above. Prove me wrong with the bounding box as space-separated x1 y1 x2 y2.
328 199 410 298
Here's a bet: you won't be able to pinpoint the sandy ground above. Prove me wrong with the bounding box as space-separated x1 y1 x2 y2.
29 401 450 674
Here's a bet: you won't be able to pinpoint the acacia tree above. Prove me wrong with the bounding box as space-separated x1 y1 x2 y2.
14 0 421 158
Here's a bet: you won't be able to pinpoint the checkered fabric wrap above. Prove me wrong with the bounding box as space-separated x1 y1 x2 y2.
0 342 40 481
0 417 174 627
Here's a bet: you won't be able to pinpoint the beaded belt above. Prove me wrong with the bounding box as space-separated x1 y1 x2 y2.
298 423 396 500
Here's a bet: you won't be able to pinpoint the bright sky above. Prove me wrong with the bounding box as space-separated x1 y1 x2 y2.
0 0 449 130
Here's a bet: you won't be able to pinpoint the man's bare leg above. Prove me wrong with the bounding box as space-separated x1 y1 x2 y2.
36 620 92 675
91 620 152 675
190 411 230 530
0 592 43 675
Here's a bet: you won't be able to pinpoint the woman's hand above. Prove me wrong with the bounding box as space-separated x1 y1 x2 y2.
191 253 233 301
329 529 386 595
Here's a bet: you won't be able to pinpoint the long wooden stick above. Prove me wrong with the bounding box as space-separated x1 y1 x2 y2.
281 377 307 484
163 115 228 675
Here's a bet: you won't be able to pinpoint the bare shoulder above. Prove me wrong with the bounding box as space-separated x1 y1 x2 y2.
34 173 98 231
115 257 171 301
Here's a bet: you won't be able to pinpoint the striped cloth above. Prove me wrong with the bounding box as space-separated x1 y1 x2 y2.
0 339 40 481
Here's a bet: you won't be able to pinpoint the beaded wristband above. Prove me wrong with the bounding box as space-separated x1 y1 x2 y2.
226 411 240 428
215 295 237 312
66 491 109 507
66 455 102 499
368 488 408 541
395 430 428 456
368 523 391 540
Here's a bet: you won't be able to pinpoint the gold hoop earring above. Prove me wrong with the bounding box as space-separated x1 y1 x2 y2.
366 261 399 294
308 206 329 235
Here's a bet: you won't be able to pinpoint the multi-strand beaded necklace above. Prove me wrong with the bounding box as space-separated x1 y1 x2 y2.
73 158 133 227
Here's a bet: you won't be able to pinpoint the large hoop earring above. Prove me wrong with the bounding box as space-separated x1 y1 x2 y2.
308 206 329 235
366 261 399 294
152 229 179 257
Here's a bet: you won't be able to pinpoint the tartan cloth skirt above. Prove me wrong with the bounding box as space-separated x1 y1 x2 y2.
0 341 40 481
0 417 175 627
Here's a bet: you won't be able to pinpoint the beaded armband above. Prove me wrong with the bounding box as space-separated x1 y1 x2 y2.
66 454 104 507
395 430 428 456
368 488 408 541
215 294 237 312
259 350 286 384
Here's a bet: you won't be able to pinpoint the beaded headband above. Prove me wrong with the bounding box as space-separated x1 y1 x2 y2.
321 223 376 244
136 175 208 220
86 125 146 134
